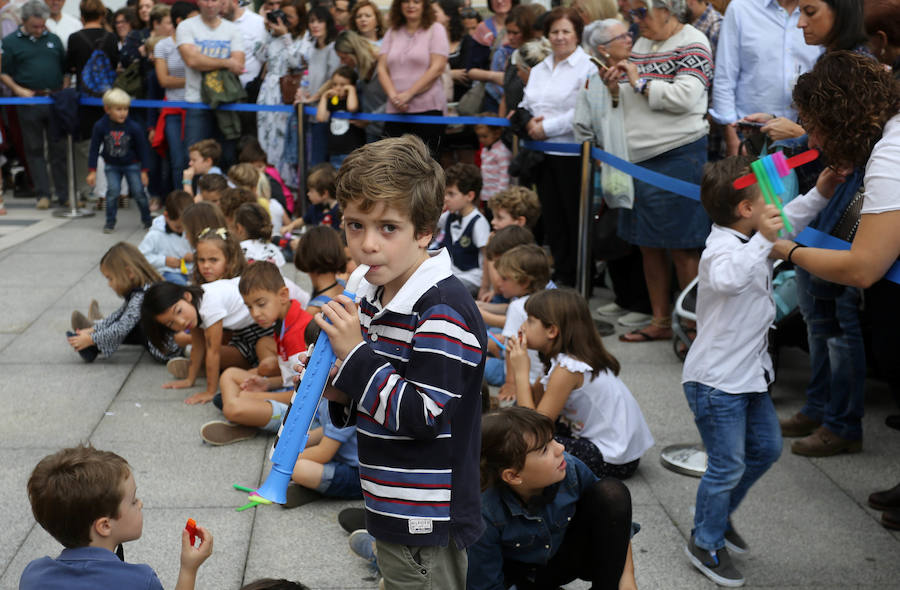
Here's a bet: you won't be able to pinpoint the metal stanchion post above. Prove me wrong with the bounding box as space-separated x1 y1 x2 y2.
295 103 306 218
53 134 94 219
575 141 592 298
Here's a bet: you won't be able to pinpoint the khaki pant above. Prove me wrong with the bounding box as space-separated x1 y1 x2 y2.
375 538 466 590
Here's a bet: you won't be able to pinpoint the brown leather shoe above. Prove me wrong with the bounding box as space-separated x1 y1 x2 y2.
791 426 862 457
869 483 900 511
780 412 821 438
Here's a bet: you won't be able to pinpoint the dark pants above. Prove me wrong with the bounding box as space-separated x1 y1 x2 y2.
503 479 632 590
164 113 187 191
865 278 900 409
382 110 444 158
184 109 235 170
17 104 68 204
608 247 652 314
535 154 582 286
105 163 151 229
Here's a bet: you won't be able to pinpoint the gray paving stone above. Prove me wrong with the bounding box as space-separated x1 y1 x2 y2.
0 252 97 287
0 286 68 333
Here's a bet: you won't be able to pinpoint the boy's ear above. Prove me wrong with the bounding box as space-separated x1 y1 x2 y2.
184 291 193 304
415 230 434 249
91 515 113 541
514 215 527 227
278 285 291 304
500 467 521 487
736 198 755 219
466 191 477 203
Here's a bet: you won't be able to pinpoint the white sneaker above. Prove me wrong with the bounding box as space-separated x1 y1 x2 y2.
618 312 653 327
596 302 627 316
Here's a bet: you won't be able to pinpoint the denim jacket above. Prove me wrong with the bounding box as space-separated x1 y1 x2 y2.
466 453 597 590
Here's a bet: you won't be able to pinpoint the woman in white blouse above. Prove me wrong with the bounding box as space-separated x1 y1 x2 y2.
518 7 594 287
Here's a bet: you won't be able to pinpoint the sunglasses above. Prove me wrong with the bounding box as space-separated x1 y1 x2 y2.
629 7 649 20
606 31 633 43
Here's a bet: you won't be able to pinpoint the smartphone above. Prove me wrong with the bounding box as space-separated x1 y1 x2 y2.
589 56 610 72
737 120 765 130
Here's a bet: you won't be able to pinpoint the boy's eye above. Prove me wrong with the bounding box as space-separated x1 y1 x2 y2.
382 224 397 233
347 221 362 231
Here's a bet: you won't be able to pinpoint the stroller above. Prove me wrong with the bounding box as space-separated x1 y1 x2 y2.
672 260 808 374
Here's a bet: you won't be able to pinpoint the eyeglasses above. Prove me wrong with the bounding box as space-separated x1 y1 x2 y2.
605 31 632 43
629 7 649 20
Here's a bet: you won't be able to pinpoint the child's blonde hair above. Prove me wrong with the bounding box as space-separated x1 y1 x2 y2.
100 242 161 295
493 244 552 293
524 288 620 377
192 226 246 284
488 186 542 229
188 139 222 164
102 88 131 108
228 163 261 192
336 135 443 238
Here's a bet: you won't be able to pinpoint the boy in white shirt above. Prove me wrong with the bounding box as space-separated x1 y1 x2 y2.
682 155 837 587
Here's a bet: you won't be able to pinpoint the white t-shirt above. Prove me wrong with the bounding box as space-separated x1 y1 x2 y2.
541 353 655 465
436 208 491 290
200 277 254 330
241 238 286 268
45 13 81 49
154 36 187 102
176 15 245 102
502 295 543 384
233 9 265 87
860 114 900 215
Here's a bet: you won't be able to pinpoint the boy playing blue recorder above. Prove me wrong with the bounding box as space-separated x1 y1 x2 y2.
312 136 487 589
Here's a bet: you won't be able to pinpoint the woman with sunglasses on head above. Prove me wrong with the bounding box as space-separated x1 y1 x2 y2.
599 0 713 342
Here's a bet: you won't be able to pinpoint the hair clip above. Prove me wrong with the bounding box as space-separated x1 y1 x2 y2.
199 227 228 240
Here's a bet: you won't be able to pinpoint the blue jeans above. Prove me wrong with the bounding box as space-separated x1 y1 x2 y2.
105 163 151 229
684 382 782 551
162 270 189 285
164 113 188 190
795 269 866 440
184 110 234 169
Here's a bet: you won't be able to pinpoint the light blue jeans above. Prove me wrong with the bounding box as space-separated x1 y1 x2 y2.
684 382 782 551
105 163 151 229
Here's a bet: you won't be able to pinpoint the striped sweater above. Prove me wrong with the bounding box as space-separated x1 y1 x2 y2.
330 249 487 548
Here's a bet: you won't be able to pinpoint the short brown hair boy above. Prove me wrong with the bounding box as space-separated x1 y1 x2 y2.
488 186 541 229
700 155 758 227
188 139 222 165
27 445 131 548
219 187 258 220
336 135 444 237
485 225 535 261
164 190 194 220
494 244 552 292
445 162 483 201
294 225 348 274
308 163 337 197
239 260 287 296
198 173 228 195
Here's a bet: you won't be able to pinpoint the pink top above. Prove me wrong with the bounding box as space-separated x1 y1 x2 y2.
380 22 449 115
480 140 511 201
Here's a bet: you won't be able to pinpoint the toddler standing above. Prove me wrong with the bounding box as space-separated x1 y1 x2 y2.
475 116 511 205
682 156 835 587
86 88 153 233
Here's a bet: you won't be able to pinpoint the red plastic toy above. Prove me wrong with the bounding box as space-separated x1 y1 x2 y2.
185 518 197 545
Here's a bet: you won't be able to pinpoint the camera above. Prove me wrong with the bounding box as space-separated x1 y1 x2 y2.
266 9 287 24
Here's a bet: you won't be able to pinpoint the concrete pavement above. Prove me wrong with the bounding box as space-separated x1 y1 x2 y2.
0 206 897 590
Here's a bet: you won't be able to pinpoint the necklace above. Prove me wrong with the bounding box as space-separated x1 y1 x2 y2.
311 281 339 299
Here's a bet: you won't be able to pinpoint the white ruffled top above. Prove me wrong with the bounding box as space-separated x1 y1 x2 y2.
542 353 655 465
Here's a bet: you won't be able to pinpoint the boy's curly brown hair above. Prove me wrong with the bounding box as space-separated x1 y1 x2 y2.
793 50 900 169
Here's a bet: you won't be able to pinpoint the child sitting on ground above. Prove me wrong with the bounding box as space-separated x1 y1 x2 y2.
477 225 536 322
316 65 365 168
484 243 552 389
138 190 194 285
475 115 512 205
507 288 654 479
314 136 486 587
228 163 272 213
467 407 636 590
283 164 342 242
20 444 212 590
238 138 293 214
433 162 491 297
218 187 258 234
67 243 180 364
86 88 153 234
480 186 542 301
293 225 348 316
235 202 286 268
183 139 223 197
681 155 834 587
200 261 311 445
196 173 228 208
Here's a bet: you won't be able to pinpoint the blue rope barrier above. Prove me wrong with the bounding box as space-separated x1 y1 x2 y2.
301 105 510 126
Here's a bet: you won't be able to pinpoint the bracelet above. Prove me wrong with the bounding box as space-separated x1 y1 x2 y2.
633 78 647 95
787 243 804 264
182 179 192 185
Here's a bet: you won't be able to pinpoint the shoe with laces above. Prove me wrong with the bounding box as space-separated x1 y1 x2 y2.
780 411 821 438
685 535 745 587
791 426 862 457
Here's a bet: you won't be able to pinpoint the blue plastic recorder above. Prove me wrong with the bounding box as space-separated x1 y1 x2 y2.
255 263 370 504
